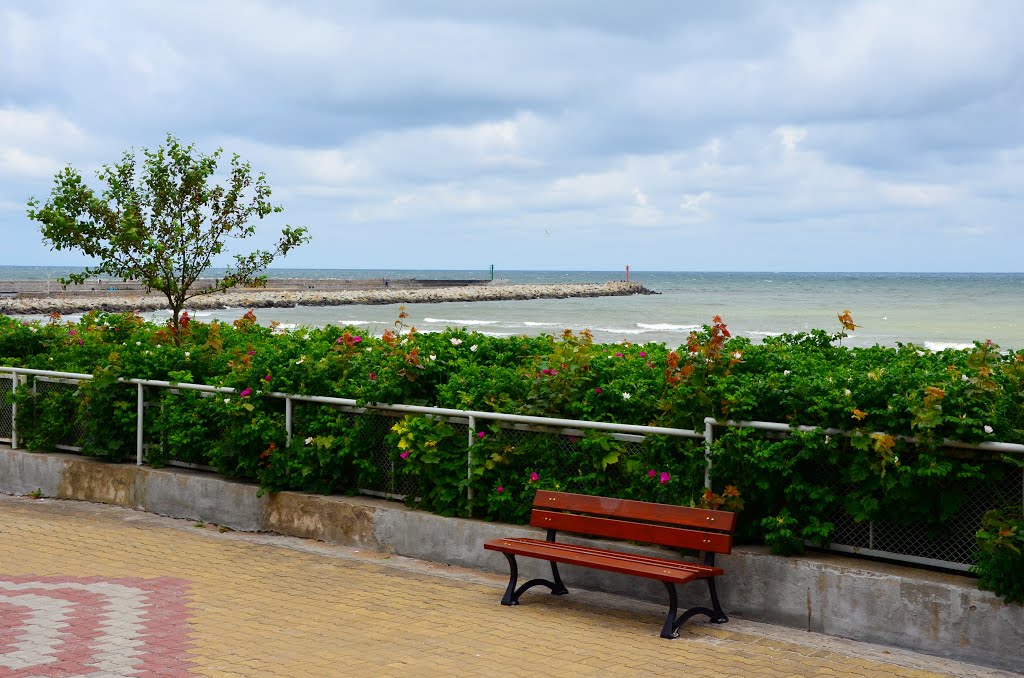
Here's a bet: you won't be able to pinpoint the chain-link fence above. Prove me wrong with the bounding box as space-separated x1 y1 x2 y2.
827 449 1023 570
3 366 1022 572
32 377 87 451
0 374 12 444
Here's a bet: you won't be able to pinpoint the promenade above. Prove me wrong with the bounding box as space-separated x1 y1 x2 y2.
0 494 1009 678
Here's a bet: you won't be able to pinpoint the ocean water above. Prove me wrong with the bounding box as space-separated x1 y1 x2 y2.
2 267 1022 350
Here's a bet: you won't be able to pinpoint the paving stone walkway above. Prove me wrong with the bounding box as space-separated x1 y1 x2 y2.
0 494 1012 677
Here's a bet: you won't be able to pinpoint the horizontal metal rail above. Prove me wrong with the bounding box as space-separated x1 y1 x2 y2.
704 418 1024 455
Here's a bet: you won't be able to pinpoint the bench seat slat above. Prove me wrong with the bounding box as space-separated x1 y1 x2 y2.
484 537 712 584
530 509 733 554
533 490 737 532
486 537 722 577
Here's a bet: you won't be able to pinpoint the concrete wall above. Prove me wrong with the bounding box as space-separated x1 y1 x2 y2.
1 446 1020 672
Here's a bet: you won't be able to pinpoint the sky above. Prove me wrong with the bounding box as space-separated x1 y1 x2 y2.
1 0 1022 272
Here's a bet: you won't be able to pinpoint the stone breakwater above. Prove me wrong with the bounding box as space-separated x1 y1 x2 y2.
0 281 655 316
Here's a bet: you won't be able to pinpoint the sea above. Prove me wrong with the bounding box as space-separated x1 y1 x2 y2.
3 267 1023 351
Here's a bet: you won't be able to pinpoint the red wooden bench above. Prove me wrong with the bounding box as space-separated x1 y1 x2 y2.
484 490 737 638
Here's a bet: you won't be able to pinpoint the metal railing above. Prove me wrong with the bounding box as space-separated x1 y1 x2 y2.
2 366 1022 571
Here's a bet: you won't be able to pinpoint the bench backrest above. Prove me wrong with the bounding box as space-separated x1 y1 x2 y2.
530 490 736 554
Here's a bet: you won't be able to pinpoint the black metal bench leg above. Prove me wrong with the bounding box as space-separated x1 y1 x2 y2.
706 576 728 623
660 582 679 639
500 553 519 606
549 561 569 595
662 577 729 637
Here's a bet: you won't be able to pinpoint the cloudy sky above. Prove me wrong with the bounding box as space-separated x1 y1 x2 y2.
1 1 1022 272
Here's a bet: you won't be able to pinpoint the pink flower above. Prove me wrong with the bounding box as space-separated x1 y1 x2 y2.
639 351 646 357
594 387 602 394
264 374 271 382
647 361 654 368
78 339 83 345
648 469 656 478
239 388 252 398
615 352 623 358
530 472 539 482
477 431 486 439
659 471 670 485
68 329 76 336
400 451 409 459
248 350 255 356
353 335 362 343
369 372 377 381
336 337 344 344
496 486 504 493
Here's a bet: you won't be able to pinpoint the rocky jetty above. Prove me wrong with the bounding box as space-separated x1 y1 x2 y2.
0 280 656 316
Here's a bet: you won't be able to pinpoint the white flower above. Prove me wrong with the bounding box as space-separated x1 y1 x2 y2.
224 398 230 404
450 338 463 345
184 352 191 358
825 436 832 444
732 351 742 360
365 347 372 352
295 358 305 365
156 344 161 348
984 425 994 434
305 436 314 445
622 392 631 400
470 344 478 352
961 374 969 381
429 354 437 361
783 370 791 376
844 389 852 396
29 327 37 333
136 341 142 346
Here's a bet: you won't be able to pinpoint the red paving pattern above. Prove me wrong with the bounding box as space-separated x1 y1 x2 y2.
0 576 193 677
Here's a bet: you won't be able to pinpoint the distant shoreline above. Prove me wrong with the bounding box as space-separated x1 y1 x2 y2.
0 280 656 316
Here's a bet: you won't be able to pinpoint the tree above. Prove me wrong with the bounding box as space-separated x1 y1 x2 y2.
27 133 310 341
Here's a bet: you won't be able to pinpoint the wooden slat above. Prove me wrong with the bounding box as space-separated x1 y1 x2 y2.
484 538 707 584
529 510 733 554
532 490 737 532
485 538 722 578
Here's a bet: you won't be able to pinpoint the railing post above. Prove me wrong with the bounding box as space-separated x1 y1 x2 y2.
10 372 18 450
467 415 476 510
136 383 145 465
285 397 293 448
703 417 715 490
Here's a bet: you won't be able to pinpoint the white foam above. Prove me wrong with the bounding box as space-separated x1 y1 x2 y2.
595 327 645 335
636 323 700 331
523 321 562 327
924 341 973 352
423 317 499 325
341 320 373 326
748 331 783 337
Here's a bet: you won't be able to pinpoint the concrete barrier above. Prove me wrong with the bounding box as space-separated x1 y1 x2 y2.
1 445 1020 671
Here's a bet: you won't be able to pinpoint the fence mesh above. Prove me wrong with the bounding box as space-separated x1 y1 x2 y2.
357 410 416 498
0 376 12 443
33 378 87 451
826 449 1023 568
2 368 1021 571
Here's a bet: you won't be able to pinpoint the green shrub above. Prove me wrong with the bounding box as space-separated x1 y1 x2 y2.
974 505 1024 603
